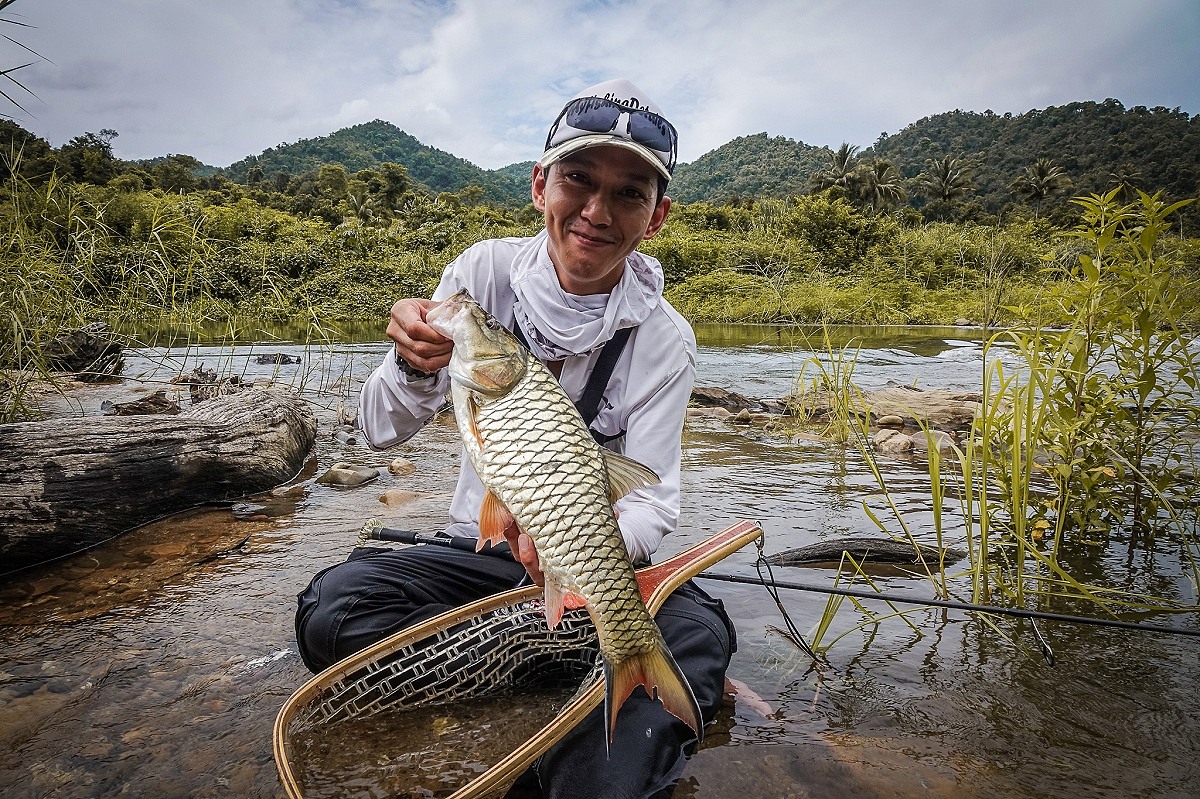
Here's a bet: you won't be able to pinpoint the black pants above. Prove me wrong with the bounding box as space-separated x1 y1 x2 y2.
295 544 736 799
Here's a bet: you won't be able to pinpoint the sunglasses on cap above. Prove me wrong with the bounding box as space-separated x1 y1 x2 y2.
545 96 678 172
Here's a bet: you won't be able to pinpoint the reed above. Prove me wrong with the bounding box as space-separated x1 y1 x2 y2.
800 191 1200 657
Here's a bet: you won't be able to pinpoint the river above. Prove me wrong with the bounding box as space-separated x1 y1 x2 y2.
1 323 1197 798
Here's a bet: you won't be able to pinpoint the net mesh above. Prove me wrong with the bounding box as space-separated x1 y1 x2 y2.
291 599 602 730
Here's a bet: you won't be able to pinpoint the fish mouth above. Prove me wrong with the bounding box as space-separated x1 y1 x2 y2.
426 290 470 332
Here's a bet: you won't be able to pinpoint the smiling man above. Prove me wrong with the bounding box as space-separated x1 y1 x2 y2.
295 79 735 799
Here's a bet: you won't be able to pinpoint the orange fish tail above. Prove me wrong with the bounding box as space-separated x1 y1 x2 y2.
603 641 703 747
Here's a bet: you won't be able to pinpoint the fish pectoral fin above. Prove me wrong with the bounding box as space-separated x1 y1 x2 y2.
604 642 703 745
464 393 485 448
601 450 661 504
477 489 513 550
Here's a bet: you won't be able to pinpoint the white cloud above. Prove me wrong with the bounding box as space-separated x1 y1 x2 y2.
10 0 1198 169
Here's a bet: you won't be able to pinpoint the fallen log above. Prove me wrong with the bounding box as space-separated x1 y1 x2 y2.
764 536 966 566
0 387 317 577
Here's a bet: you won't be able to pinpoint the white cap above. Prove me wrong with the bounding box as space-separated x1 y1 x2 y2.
541 78 677 180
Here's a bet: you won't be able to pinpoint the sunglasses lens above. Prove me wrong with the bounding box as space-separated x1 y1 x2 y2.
628 113 674 152
564 98 623 133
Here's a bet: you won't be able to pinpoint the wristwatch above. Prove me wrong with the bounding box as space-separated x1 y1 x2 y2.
395 348 436 380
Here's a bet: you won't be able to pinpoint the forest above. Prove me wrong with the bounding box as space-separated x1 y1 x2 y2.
2 97 1199 424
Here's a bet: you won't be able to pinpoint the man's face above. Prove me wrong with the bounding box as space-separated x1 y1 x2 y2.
531 146 670 295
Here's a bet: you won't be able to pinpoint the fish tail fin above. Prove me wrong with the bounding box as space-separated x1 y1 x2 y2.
603 640 703 747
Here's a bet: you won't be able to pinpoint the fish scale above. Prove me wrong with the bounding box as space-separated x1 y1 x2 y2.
464 352 655 659
428 288 703 743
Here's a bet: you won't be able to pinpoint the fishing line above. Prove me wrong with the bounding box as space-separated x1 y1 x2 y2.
360 524 1199 640
693 572 1200 639
750 532 825 666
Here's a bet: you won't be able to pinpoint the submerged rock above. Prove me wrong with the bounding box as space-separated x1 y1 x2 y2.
388 458 417 475
315 462 380 487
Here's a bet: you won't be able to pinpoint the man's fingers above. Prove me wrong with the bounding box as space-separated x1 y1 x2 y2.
387 298 453 371
516 533 544 587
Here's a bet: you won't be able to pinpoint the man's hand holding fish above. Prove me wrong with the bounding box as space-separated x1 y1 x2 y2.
295 78 737 799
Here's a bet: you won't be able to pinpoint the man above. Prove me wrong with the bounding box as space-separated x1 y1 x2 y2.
296 78 734 799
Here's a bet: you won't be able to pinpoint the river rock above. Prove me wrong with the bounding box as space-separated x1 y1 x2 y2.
911 429 958 454
786 384 982 431
686 406 733 420
872 428 914 453
43 322 125 382
388 457 417 475
691 386 768 412
379 489 426 507
315 462 380 487
876 414 905 428
100 389 180 416
255 353 301 365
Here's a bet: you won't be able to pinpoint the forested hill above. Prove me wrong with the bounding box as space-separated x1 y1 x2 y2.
867 99 1200 215
222 119 528 205
185 101 1200 215
668 133 829 203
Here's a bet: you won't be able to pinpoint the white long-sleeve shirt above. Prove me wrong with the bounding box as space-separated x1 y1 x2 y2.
357 234 696 563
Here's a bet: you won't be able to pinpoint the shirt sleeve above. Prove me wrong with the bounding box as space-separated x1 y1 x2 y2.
358 351 451 449
357 250 472 450
610 330 696 564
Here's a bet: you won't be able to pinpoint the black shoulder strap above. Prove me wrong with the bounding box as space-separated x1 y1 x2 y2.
576 326 631 431
511 323 632 444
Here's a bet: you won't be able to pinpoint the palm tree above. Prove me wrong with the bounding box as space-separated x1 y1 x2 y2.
913 155 977 221
855 159 908 214
913 155 977 202
808 142 860 193
1009 158 1073 216
1108 164 1143 203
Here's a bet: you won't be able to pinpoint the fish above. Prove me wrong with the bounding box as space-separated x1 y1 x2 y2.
426 288 703 744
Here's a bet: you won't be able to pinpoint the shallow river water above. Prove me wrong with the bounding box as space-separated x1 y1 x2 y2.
1 323 1197 798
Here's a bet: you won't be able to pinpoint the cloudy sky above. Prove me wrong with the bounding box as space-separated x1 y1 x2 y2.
10 0 1199 170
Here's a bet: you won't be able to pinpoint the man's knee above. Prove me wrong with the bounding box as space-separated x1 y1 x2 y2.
294 545 525 673
295 550 406 672
654 582 735 720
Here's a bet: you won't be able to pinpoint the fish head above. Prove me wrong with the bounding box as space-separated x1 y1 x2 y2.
427 289 526 395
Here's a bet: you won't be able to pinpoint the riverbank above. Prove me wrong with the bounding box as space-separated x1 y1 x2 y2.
2 328 1197 799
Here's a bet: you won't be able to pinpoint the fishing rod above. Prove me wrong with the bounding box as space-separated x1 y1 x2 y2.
360 523 1200 640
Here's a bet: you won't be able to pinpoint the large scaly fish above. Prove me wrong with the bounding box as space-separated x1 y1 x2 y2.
426 288 702 744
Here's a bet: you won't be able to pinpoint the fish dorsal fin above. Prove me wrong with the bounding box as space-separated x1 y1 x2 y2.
477 489 513 550
601 450 660 505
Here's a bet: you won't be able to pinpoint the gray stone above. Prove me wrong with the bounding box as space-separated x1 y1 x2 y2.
315 462 380 487
872 428 915 453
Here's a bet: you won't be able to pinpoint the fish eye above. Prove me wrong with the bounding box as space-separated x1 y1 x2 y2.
485 318 502 331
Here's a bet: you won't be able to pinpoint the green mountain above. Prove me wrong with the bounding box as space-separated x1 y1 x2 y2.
669 133 830 203
222 119 528 205
867 99 1200 216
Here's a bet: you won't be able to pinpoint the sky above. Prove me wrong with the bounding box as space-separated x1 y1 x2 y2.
8 0 1200 170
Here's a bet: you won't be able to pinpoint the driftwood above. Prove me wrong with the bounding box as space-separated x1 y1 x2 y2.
0 387 317 576
764 536 966 566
